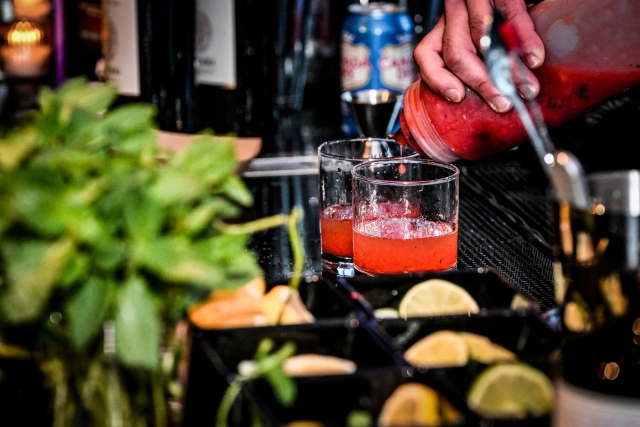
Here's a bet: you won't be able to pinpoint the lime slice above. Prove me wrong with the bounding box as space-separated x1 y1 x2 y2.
510 293 532 309
467 362 554 419
459 332 517 364
378 383 440 427
398 279 480 318
404 330 469 368
374 307 400 319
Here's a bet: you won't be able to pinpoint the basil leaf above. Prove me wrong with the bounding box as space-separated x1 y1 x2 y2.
219 175 253 207
114 276 161 369
103 104 157 135
66 276 114 350
263 368 296 407
0 128 40 171
133 237 224 288
1 239 74 323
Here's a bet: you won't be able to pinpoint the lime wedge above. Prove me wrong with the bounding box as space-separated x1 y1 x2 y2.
459 332 517 364
467 362 554 419
404 330 469 368
398 279 480 318
374 307 400 319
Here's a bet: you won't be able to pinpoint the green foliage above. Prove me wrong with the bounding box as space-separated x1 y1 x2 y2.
0 78 291 426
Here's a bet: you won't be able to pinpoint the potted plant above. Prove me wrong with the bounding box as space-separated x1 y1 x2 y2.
0 78 300 426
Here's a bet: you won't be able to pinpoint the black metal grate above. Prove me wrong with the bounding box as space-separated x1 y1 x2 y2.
456 155 555 310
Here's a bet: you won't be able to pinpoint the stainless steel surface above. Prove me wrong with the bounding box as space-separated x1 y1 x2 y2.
340 89 403 137
242 155 319 178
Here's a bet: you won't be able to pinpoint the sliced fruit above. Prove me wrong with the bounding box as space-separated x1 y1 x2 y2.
467 362 554 419
440 395 463 425
404 330 469 368
459 332 517 364
209 277 266 301
260 285 315 325
282 354 357 377
374 307 400 319
398 279 480 318
188 296 264 329
378 383 440 427
510 293 532 309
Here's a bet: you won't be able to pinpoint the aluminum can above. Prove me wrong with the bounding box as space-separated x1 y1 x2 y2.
341 2 415 136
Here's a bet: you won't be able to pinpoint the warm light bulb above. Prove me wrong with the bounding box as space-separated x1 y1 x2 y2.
6 21 43 46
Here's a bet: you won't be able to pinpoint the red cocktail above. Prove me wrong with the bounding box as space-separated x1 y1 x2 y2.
352 159 459 276
320 205 353 258
353 217 457 274
318 138 418 275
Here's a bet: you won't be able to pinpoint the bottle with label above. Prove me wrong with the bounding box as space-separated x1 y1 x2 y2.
104 0 192 132
394 0 640 163
551 170 640 426
193 0 269 138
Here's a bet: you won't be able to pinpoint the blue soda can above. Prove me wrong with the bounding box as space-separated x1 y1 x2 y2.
341 2 415 137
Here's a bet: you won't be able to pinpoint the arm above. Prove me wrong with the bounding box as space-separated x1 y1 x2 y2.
413 0 545 113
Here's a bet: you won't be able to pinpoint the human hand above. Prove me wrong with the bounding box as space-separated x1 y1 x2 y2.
413 0 545 113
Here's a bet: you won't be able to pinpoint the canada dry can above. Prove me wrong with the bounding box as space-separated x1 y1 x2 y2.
341 2 415 136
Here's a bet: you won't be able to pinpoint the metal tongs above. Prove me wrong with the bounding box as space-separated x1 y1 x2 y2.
482 11 590 209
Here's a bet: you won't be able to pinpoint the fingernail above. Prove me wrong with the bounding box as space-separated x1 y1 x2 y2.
526 54 541 68
518 84 536 100
491 95 512 113
444 89 462 103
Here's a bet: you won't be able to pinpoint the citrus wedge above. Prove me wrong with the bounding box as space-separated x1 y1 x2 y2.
398 279 480 318
378 383 440 427
459 332 517 364
467 362 554 419
404 330 469 368
282 354 357 377
374 307 400 319
510 293 532 310
260 285 315 325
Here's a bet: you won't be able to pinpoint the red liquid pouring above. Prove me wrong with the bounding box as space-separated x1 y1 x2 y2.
395 0 640 162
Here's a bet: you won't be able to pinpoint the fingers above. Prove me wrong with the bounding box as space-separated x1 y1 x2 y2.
414 15 466 103
495 0 545 69
442 0 513 112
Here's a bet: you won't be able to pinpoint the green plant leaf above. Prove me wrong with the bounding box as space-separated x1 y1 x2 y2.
123 189 164 241
0 128 40 171
102 103 157 135
172 137 236 187
263 368 296 407
114 276 161 370
219 175 253 207
66 276 115 350
133 237 224 288
0 238 75 323
149 170 205 205
58 253 90 289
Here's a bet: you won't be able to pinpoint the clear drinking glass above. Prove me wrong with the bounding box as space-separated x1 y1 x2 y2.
352 158 460 275
318 138 417 276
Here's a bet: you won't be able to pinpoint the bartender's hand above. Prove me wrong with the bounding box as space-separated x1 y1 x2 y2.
414 0 545 113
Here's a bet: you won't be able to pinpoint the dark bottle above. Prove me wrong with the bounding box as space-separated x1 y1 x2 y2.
192 0 321 151
551 170 640 426
191 0 279 140
103 0 192 132
63 0 103 81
